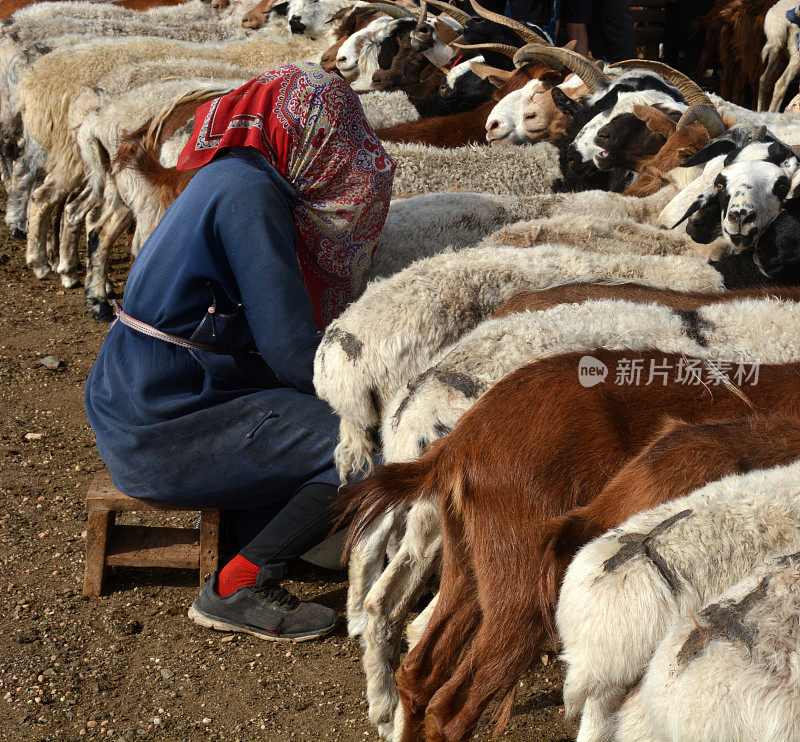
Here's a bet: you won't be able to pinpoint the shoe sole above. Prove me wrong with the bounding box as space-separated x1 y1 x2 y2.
187 605 336 643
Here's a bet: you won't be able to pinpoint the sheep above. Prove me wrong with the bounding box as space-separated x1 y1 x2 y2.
558 452 800 742
358 90 420 130
315 244 726 484
614 547 800 742
757 0 798 112
340 351 800 741
385 140 560 195
355 289 800 739
17 34 326 283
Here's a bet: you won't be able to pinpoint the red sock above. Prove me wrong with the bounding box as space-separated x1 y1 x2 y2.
217 555 260 597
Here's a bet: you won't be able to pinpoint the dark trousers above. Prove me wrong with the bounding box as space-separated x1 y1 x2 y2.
587 0 636 62
125 387 343 574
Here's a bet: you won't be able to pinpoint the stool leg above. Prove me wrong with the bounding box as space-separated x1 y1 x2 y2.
83 510 115 598
199 510 220 584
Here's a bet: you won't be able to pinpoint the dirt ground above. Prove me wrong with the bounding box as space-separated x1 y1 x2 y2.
0 191 571 742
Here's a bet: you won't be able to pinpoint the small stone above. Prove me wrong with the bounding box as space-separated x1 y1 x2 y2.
122 620 143 636
220 635 235 643
202 717 212 725
24 433 44 441
540 653 549 666
40 356 64 371
87 721 98 729
159 668 173 680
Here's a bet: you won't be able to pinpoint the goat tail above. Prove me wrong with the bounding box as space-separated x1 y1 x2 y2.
536 508 606 645
337 446 443 564
114 135 194 211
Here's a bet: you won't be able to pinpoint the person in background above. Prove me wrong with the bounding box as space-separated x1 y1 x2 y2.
561 0 636 62
85 63 394 642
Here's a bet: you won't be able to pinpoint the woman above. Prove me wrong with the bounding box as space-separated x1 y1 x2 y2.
85 63 394 641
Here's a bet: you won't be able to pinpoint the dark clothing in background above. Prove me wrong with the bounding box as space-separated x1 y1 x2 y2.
479 0 556 37
561 0 636 61
85 148 342 564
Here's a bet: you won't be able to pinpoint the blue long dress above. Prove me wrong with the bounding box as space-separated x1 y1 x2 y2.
85 147 342 562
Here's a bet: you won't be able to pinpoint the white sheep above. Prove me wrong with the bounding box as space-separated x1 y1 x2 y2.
558 458 800 742
614 548 800 742
385 141 561 196
358 90 420 131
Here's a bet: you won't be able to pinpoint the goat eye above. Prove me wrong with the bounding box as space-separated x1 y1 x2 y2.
714 182 724 191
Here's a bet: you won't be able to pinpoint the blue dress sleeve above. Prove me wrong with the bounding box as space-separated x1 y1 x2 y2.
214 165 321 395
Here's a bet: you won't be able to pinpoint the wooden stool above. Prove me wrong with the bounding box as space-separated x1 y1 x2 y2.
83 469 220 598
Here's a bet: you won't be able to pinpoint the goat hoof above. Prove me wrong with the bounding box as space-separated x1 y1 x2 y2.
60 274 81 290
90 300 114 323
30 263 52 279
11 227 26 239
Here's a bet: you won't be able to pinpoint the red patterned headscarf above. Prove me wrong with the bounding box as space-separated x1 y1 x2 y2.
177 62 395 328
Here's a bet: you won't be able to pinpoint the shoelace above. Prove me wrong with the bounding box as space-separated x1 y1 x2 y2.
254 583 300 610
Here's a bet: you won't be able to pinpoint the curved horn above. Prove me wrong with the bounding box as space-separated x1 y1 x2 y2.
363 2 414 18
452 40 519 58
609 59 711 106
414 0 428 29
469 0 550 45
425 0 471 25
677 104 725 138
512 45 610 93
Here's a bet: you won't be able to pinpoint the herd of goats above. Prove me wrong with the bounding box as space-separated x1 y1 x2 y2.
6 0 800 740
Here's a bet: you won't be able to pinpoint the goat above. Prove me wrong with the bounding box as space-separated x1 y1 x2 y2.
557 445 800 741
352 289 800 738
670 134 799 250
375 62 554 147
753 193 800 282
615 547 800 742
341 351 800 740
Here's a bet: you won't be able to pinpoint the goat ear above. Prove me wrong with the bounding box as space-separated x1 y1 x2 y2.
272 1 288 15
670 186 716 229
632 104 676 139
680 139 738 168
562 39 577 51
551 87 581 116
469 61 513 88
377 34 400 70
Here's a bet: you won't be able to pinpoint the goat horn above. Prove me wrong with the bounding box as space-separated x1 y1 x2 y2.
363 2 414 18
512 45 609 93
414 0 428 29
677 104 725 138
469 0 550 45
609 59 711 106
425 0 471 25
452 41 519 57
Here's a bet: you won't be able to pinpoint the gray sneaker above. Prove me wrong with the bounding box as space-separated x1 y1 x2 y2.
188 571 338 642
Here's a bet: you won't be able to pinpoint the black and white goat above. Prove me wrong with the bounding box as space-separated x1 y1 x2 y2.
670 127 800 250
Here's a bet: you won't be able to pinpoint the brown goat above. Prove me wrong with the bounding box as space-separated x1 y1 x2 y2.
621 107 713 198
491 282 800 318
694 0 773 106
319 6 383 67
115 93 212 212
341 350 800 741
376 63 556 147
536 411 800 640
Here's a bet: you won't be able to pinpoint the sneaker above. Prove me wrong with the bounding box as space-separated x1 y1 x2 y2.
188 571 338 642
